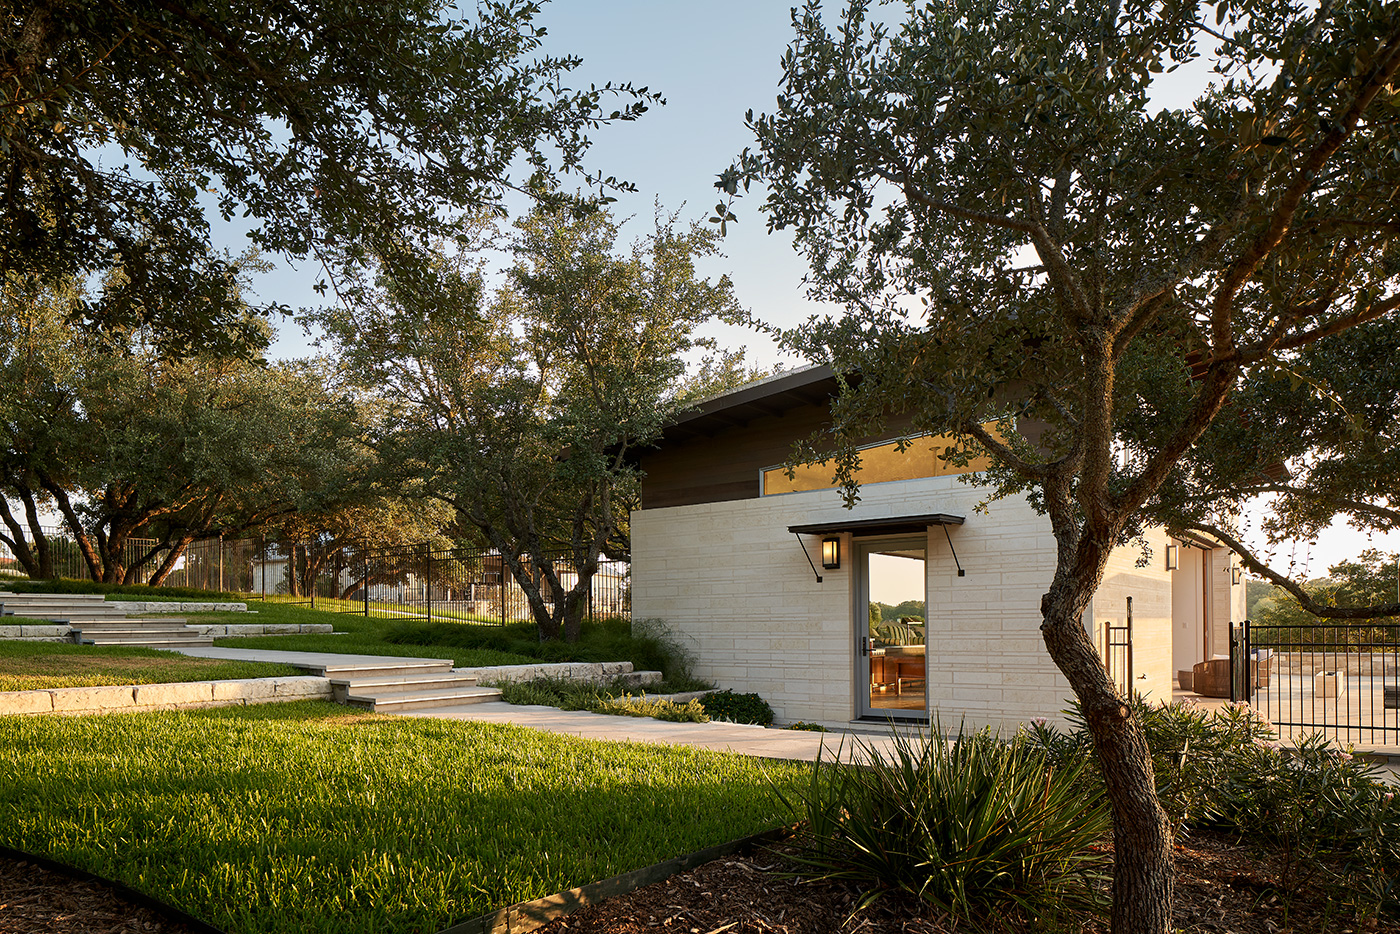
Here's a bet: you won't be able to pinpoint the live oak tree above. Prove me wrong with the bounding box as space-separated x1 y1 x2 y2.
0 277 365 583
717 0 1400 930
320 206 740 642
1 0 654 353
1253 549 1400 634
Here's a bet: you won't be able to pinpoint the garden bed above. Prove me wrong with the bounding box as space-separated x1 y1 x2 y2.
528 832 1400 933
8 832 1395 934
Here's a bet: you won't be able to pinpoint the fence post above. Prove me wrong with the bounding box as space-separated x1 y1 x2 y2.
364 545 370 618
425 548 432 624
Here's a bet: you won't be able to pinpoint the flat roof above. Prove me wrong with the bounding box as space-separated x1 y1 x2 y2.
788 513 966 536
657 365 847 444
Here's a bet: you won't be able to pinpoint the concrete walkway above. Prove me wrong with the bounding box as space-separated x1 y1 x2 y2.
400 700 902 763
165 645 906 762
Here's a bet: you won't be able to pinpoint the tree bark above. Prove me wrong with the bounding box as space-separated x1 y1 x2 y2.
0 493 43 578
1041 565 1173 934
147 537 193 586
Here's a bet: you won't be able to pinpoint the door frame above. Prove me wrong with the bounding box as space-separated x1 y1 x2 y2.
853 534 930 721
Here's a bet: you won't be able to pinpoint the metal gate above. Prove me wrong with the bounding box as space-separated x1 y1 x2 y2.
1105 596 1134 696
1233 619 1400 746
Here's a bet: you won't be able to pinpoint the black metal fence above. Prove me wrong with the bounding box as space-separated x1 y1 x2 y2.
0 527 631 626
1232 619 1400 745
301 545 631 625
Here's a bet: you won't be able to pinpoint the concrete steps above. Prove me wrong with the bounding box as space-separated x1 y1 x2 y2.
329 665 502 713
0 592 215 648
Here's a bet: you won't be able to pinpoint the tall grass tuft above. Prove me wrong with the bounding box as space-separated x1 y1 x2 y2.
778 725 1110 929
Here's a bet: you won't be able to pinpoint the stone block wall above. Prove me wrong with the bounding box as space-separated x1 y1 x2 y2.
0 676 332 716
631 475 1094 730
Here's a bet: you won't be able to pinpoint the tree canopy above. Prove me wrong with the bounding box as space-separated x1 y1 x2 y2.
319 204 741 641
719 0 1400 929
0 272 374 584
2 0 654 352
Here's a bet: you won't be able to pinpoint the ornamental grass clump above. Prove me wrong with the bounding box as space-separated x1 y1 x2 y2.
777 725 1110 928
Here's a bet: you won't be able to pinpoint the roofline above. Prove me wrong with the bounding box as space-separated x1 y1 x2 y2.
671 364 840 427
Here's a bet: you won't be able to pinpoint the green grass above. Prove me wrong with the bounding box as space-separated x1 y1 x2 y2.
203 607 695 677
197 604 538 667
0 702 804 934
0 641 300 691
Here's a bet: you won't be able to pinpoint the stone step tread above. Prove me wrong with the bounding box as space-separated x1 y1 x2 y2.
82 637 216 648
318 660 455 678
65 618 191 628
4 608 134 617
348 686 502 711
330 672 479 691
79 633 211 644
0 593 107 601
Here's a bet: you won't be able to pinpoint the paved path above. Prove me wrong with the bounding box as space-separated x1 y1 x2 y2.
399 700 903 763
165 645 906 762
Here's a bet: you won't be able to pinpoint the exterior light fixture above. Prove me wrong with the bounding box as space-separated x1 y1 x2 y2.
821 537 841 570
1165 543 1180 571
1231 566 1243 586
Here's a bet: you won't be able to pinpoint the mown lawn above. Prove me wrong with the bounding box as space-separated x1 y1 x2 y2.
0 642 300 691
0 701 804 934
198 603 539 667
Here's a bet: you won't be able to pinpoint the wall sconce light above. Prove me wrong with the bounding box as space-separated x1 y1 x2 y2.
821 537 841 570
1165 543 1179 571
1231 566 1243 586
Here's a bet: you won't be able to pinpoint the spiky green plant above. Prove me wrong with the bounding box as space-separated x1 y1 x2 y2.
776 725 1110 929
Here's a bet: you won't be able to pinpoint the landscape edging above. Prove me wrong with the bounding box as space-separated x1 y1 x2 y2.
437 827 792 934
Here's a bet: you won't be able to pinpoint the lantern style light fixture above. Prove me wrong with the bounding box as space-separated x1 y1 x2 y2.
1231 566 1243 586
821 537 841 570
1165 543 1180 571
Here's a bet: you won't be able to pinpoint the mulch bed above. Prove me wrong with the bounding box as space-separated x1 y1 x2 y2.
0 853 203 934
3 833 1397 934
539 833 1400 934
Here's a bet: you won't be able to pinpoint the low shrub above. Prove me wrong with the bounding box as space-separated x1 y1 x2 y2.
785 722 829 732
1027 699 1400 920
496 677 711 723
779 726 1110 927
699 689 774 726
593 695 710 723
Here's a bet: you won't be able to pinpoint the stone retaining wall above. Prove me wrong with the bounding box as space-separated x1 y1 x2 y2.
0 622 334 642
113 601 251 613
0 675 332 716
466 661 662 687
190 623 333 637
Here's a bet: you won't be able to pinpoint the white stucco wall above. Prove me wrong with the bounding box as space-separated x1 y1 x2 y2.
631 475 1098 730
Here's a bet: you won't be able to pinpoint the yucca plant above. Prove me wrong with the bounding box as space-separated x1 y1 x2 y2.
776 724 1110 929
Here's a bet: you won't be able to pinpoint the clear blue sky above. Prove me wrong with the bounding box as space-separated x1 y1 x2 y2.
234 0 1394 574
254 1 823 365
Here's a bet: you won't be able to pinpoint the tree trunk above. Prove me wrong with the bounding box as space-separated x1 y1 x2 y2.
0 494 43 578
1040 576 1173 934
147 537 194 586
41 476 102 581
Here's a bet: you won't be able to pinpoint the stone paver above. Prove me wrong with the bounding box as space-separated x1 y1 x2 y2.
167 645 910 761
403 701 905 763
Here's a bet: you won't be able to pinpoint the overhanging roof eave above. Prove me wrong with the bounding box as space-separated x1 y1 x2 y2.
787 513 966 537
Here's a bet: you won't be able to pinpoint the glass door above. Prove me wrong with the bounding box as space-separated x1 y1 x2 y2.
856 538 928 719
